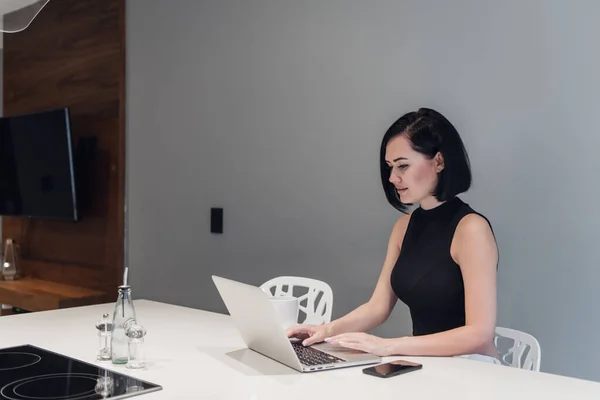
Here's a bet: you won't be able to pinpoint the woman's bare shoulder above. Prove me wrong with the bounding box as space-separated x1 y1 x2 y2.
455 213 493 238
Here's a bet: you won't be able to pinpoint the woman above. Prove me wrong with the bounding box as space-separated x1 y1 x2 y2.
287 108 499 362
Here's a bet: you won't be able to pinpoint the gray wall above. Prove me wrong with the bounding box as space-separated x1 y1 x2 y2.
127 0 600 381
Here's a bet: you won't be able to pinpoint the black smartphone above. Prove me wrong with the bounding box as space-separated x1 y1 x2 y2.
362 360 422 378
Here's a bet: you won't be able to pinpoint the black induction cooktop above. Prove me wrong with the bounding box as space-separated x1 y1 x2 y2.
0 345 162 400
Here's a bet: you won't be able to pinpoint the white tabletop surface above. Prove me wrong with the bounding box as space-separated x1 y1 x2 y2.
1 299 599 399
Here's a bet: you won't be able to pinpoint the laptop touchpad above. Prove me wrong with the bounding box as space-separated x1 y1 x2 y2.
312 342 370 356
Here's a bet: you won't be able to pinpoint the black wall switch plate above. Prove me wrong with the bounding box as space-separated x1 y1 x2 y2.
211 208 223 234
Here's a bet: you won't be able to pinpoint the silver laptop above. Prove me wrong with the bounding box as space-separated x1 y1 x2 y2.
212 275 381 372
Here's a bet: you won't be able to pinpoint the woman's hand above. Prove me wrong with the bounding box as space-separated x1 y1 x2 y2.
286 324 334 346
324 332 394 357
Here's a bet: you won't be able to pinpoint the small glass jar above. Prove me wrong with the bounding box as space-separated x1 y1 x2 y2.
126 321 147 369
95 313 112 361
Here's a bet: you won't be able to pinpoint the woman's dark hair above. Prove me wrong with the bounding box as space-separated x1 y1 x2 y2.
380 108 472 213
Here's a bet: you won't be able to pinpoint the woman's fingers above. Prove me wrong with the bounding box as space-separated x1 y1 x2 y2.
302 331 326 346
286 324 333 346
286 324 312 337
338 341 363 350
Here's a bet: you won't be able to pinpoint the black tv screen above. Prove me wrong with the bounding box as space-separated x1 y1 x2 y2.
0 108 79 221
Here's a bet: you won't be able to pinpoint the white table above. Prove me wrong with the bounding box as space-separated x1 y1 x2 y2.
1 300 599 399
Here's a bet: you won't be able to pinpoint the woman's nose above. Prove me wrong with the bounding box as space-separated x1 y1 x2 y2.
389 170 401 184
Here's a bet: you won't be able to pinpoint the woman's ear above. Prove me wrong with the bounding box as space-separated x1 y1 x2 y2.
435 152 445 173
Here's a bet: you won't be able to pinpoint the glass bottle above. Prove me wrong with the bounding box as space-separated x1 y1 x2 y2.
110 285 136 364
95 313 112 361
2 239 18 281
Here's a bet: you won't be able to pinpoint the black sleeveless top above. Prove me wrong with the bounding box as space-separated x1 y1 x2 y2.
390 196 493 336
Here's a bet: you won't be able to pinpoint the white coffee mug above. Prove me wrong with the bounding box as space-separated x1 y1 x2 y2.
269 296 299 330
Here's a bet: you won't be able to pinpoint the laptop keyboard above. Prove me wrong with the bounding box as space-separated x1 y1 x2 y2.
291 342 346 366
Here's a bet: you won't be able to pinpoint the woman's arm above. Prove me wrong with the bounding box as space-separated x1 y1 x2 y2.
387 213 498 356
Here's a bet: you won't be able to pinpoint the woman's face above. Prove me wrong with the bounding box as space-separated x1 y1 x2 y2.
385 134 444 205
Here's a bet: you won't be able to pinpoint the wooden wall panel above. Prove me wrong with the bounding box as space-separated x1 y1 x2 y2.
2 0 125 297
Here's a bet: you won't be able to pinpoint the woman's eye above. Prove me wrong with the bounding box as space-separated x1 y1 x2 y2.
398 165 409 170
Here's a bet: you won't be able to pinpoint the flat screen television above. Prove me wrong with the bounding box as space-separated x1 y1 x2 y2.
0 107 79 221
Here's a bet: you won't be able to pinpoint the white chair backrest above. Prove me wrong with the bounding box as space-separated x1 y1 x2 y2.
494 326 541 371
260 276 333 325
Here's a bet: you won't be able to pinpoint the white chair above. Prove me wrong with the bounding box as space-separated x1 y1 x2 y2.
260 276 333 325
494 327 541 371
